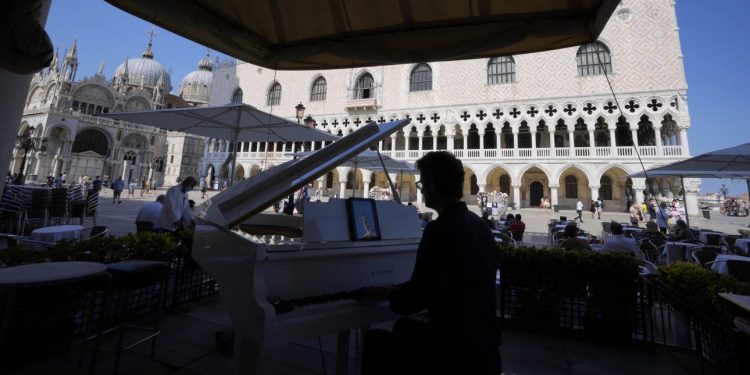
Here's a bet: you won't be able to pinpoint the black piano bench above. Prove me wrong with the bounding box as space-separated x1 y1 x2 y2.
90 260 170 375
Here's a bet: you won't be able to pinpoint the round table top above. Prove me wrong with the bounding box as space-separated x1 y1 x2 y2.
32 225 84 234
0 261 106 288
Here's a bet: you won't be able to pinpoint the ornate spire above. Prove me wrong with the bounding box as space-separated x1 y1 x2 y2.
65 39 78 62
49 48 59 72
156 71 165 87
142 27 156 59
97 61 105 76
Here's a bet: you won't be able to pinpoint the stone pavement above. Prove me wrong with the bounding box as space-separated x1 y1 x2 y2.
97 187 750 240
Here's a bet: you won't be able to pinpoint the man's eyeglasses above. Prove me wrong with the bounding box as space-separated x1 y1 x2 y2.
415 181 423 191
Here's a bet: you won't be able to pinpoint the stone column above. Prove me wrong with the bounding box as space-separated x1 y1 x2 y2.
390 135 397 151
417 132 423 153
447 135 454 151
684 178 701 218
588 130 595 155
550 184 559 207
496 132 502 151
513 184 521 209
609 128 617 153
655 126 663 156
121 160 128 180
679 128 690 155
404 133 410 151
478 131 485 151
432 135 437 151
548 131 555 151
632 177 647 205
590 185 600 201
631 128 639 147
568 130 575 155
530 130 537 156
478 183 486 194
339 181 347 199
362 178 370 199
512 131 518 154
462 135 467 150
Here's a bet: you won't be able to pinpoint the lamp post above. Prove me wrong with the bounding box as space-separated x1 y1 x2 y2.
303 115 315 128
295 102 306 123
14 126 37 185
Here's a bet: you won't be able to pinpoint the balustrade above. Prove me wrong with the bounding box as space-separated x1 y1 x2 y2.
555 148 570 157
574 148 590 157
616 147 634 157
501 149 514 158
594 147 611 157
518 149 532 158
484 149 497 158
663 146 683 156
536 148 550 158
638 146 657 157
466 150 481 158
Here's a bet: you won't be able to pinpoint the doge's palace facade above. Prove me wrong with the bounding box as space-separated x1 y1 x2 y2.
205 0 699 214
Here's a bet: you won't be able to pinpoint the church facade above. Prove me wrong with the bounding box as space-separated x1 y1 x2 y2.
206 0 698 213
11 38 209 187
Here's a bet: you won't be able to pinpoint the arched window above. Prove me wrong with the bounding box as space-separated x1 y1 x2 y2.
409 63 432 92
310 77 327 101
487 56 515 84
231 88 243 104
355 73 374 99
600 175 613 200
72 129 109 155
267 82 281 106
123 150 137 163
576 41 612 76
565 175 578 198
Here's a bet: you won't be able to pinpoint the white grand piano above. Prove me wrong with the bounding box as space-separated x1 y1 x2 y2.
192 119 422 374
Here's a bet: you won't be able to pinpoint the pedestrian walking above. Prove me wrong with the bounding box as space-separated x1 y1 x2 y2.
112 177 124 204
128 180 136 198
575 199 584 223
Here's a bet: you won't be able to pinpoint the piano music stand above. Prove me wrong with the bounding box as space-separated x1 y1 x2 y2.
346 198 382 241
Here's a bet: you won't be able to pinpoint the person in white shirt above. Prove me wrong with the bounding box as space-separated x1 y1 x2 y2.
182 199 196 229
135 195 165 232
575 199 584 223
601 221 638 256
158 176 198 232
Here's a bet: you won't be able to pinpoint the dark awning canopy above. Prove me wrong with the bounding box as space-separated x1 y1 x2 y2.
104 0 619 70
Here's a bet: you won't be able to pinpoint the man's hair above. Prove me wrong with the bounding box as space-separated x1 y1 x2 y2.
645 221 658 232
515 214 522 221
564 223 578 238
610 221 623 235
415 151 464 200
155 194 165 204
182 176 198 188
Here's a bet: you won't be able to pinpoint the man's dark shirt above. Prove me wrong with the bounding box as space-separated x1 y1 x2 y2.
389 202 500 370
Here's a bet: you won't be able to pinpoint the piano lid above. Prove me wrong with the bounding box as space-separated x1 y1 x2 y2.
197 119 411 228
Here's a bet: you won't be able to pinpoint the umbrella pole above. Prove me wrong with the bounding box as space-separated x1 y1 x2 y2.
376 150 401 204
229 112 241 187
681 176 689 227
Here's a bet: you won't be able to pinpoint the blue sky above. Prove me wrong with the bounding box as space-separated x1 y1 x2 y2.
44 1 750 196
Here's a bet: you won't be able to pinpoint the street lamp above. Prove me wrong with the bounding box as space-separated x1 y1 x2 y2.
303 115 315 128
295 102 306 123
14 126 36 185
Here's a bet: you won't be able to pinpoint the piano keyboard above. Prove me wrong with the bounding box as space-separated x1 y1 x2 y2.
268 291 372 317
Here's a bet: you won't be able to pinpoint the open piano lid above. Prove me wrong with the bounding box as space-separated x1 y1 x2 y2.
197 119 410 228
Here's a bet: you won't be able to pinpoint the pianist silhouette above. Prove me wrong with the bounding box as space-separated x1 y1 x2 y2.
361 151 501 374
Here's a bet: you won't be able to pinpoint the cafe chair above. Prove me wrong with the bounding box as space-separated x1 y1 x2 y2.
691 248 719 269
727 260 750 283
664 244 687 265
723 235 741 254
90 260 170 374
83 226 108 241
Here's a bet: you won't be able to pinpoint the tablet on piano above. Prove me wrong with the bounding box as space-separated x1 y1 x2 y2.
347 198 382 241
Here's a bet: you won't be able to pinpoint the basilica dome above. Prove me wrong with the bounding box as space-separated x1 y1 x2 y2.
114 43 172 92
179 54 214 105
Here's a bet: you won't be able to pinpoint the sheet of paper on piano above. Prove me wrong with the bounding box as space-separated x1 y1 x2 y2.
191 119 424 375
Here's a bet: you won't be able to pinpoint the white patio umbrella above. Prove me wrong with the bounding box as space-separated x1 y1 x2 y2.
103 104 339 185
629 142 750 226
289 150 417 201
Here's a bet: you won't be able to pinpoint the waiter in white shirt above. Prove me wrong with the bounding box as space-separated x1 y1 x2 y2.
158 176 198 232
135 194 165 231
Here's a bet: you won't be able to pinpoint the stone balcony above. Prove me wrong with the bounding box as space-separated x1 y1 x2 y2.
344 97 377 111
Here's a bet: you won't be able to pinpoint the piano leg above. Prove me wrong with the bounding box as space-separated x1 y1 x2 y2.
234 332 262 375
336 330 350 375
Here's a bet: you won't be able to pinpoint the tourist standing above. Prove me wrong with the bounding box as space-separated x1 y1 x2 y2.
596 197 604 219
655 202 670 234
575 199 584 223
127 180 136 198
590 200 596 218
629 203 641 227
140 178 147 197
112 177 124 204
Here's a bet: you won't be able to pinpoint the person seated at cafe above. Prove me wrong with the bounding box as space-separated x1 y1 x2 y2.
505 213 515 226
672 219 696 242
135 194 165 232
636 221 666 261
601 221 638 256
507 214 525 241
480 211 494 229
559 223 591 251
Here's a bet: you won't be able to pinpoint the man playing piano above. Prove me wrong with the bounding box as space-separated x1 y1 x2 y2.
361 151 501 374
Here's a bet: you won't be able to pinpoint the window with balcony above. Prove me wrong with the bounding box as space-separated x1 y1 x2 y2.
355 73 374 99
